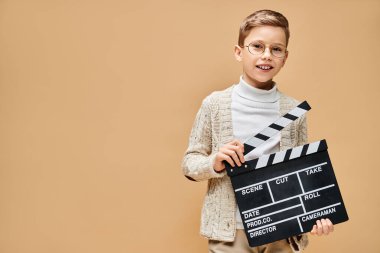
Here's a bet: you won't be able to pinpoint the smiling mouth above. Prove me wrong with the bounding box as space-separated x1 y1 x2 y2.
256 65 273 70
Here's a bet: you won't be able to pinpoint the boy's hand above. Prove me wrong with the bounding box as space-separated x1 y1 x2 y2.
310 218 334 236
213 139 245 172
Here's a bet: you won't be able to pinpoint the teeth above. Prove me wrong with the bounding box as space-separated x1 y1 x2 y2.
258 65 271 70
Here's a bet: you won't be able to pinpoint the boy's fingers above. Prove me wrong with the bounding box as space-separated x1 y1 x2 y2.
224 145 243 166
222 140 245 166
229 140 244 153
237 150 245 163
216 151 235 167
230 139 242 146
220 154 235 167
316 220 323 236
310 219 334 236
310 225 317 235
223 148 241 167
321 219 329 235
228 140 239 148
236 141 245 163
227 143 245 163
232 145 245 163
235 140 245 152
326 218 334 232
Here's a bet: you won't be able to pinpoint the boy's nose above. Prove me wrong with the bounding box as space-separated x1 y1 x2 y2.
261 47 272 59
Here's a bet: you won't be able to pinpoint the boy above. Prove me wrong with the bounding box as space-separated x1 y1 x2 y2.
182 10 334 253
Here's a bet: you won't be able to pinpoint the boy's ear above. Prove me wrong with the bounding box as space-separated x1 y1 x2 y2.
282 50 289 66
234 45 243 62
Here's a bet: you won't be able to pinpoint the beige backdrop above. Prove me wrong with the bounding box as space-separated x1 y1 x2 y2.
1 0 379 252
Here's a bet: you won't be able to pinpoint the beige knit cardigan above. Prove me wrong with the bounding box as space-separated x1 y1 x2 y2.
181 85 309 252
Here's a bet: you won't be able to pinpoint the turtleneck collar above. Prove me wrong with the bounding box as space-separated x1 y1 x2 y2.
235 76 280 103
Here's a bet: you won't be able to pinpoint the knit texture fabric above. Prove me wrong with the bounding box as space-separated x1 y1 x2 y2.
182 85 309 252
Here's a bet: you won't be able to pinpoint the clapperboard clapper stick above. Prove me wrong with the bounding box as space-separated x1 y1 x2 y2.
225 101 349 247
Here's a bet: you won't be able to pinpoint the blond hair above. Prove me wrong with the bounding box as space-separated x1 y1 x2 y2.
238 10 290 47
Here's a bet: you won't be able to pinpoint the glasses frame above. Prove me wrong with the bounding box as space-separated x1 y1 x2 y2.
244 42 287 58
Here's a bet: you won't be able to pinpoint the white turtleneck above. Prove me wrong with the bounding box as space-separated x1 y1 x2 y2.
231 76 281 229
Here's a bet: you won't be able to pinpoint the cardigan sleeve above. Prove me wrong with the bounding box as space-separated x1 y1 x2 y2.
297 114 308 146
181 96 226 182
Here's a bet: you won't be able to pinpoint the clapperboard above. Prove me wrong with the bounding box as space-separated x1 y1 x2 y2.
226 101 348 247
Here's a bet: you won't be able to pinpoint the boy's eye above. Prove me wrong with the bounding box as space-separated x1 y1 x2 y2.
273 47 283 52
250 43 264 50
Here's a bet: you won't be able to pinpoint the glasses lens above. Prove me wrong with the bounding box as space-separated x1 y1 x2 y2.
271 46 286 58
248 42 265 55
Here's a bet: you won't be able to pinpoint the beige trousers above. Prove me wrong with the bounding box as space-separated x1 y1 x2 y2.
208 230 293 253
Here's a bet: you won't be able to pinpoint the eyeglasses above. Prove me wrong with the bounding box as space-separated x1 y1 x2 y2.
244 41 287 58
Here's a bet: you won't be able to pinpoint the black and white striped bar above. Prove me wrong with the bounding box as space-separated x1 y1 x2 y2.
244 101 311 155
227 140 328 177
